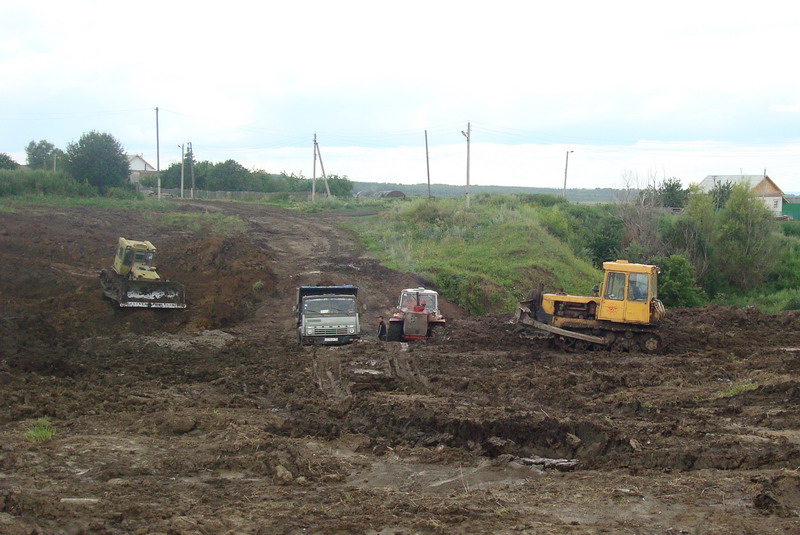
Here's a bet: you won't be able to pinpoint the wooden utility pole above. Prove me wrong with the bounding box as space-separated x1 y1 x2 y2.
461 122 471 209
312 133 317 202
563 150 573 199
425 130 431 200
313 136 332 199
188 142 195 199
179 143 185 198
155 107 161 199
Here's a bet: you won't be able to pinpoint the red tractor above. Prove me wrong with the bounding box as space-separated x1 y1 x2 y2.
387 287 447 342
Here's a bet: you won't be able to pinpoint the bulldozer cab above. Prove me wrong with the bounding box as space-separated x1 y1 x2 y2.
596 260 658 324
112 238 160 281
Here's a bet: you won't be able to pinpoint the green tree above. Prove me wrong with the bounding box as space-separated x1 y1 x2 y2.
657 177 689 208
713 184 779 290
0 153 19 170
65 131 130 193
51 148 66 172
325 174 354 196
157 162 182 188
207 159 250 191
672 189 716 282
652 254 706 308
25 139 56 169
710 180 733 210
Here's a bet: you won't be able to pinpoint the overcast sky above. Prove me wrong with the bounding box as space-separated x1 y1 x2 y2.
3 1 800 192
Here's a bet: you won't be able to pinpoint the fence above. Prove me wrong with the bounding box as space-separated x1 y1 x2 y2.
143 188 311 201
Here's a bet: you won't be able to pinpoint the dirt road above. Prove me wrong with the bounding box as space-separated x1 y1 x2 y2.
1 200 798 534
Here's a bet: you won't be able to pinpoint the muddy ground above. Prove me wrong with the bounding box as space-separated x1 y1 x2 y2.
0 200 799 535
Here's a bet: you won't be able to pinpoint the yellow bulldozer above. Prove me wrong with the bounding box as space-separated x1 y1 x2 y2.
100 237 186 308
515 260 666 352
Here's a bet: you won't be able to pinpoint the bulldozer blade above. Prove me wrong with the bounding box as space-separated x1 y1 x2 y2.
119 280 186 308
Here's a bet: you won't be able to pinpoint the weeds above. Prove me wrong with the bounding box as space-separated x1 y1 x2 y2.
24 417 54 443
720 382 759 398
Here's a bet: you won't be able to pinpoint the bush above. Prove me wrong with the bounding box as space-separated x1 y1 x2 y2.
104 186 143 200
517 193 566 207
25 417 54 443
652 254 706 308
0 169 97 197
538 207 571 241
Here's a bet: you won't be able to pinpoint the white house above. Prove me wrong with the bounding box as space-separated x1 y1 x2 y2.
697 174 787 216
127 154 157 186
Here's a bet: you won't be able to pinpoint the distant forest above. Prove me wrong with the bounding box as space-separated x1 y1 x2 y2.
353 181 626 203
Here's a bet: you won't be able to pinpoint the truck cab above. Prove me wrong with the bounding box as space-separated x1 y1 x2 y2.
295 285 361 346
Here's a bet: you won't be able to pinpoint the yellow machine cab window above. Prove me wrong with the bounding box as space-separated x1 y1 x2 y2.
604 272 625 300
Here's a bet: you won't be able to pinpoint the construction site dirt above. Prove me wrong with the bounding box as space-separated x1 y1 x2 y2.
1 200 799 534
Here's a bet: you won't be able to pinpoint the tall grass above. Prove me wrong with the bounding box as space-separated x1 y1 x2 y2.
347 196 601 314
24 417 54 443
713 288 800 313
1 169 96 197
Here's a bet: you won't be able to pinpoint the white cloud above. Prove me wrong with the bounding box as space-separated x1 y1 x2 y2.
3 0 800 192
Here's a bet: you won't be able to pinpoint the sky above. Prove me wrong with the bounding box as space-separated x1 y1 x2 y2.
3 1 800 192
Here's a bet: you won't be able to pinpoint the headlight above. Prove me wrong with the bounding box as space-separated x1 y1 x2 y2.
307 327 314 335
348 327 355 334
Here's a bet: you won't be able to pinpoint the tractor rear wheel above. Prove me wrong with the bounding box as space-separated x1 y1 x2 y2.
427 325 446 343
387 321 403 342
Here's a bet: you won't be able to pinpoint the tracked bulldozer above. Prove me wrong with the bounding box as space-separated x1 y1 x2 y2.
515 260 666 352
100 237 186 308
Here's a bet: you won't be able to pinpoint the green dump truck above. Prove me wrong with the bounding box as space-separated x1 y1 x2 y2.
295 285 361 345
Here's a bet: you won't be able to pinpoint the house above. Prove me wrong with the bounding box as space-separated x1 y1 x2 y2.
127 154 158 186
697 174 787 216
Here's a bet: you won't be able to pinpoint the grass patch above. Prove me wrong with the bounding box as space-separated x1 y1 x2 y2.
24 417 54 443
713 288 800 313
0 193 170 212
719 382 759 398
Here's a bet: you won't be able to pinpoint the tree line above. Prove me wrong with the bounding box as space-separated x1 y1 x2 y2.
1 134 353 196
150 148 353 196
536 177 795 309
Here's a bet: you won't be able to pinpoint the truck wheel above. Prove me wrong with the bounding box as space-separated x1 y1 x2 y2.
387 321 403 342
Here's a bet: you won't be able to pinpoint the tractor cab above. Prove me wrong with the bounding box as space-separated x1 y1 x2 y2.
596 260 665 325
112 237 161 281
398 288 439 315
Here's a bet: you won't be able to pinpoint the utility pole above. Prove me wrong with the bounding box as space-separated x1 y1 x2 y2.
178 143 185 198
188 142 195 199
425 130 431 201
155 107 161 200
312 133 317 202
313 135 332 199
563 150 573 200
461 122 471 209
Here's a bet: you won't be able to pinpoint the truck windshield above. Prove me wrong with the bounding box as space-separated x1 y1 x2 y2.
303 297 356 315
